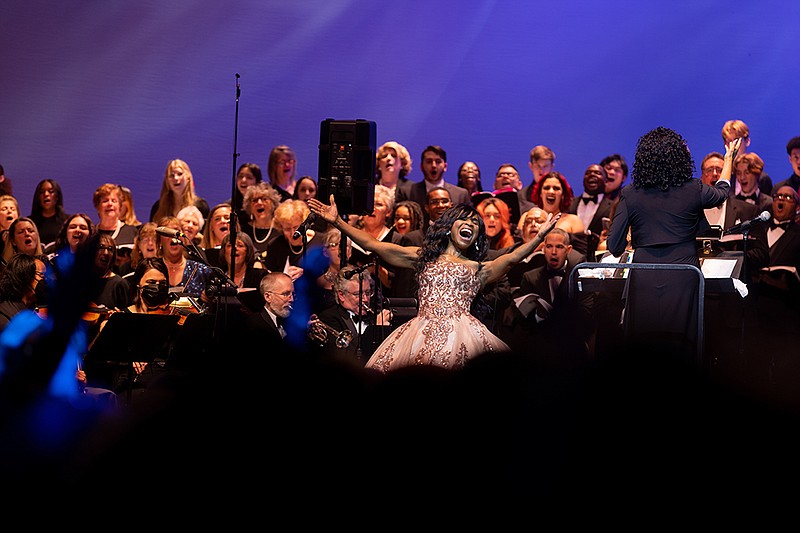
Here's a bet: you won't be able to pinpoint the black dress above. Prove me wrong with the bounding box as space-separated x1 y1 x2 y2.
607 179 730 359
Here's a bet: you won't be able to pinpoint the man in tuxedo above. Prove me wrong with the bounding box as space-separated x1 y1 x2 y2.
733 152 773 213
749 186 800 275
568 164 614 260
395 145 470 227
700 152 759 238
743 186 800 404
312 265 392 367
243 271 294 346
498 229 594 366
771 135 800 195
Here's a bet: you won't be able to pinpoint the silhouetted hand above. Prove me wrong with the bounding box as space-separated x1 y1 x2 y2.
537 212 561 239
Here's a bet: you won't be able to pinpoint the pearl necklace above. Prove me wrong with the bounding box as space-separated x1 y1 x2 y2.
253 225 273 244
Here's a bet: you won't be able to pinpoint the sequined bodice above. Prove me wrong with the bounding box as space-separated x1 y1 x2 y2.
416 257 480 319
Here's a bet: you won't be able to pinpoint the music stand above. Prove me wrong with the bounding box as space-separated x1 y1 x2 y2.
85 313 181 405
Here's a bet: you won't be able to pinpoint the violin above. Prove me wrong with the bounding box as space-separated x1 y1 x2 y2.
35 304 115 326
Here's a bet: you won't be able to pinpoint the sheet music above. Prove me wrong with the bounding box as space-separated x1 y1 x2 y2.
700 258 737 278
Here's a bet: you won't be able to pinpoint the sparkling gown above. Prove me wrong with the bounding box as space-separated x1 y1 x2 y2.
365 256 510 373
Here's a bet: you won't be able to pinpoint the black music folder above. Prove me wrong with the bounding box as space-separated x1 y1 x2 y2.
85 312 181 364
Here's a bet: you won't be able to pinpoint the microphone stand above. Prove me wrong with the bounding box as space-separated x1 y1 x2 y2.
739 225 751 376
355 268 364 362
220 72 241 342
229 73 241 287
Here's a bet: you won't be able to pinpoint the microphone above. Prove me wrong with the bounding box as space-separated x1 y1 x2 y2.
343 264 371 280
292 213 316 240
723 211 771 235
156 227 186 239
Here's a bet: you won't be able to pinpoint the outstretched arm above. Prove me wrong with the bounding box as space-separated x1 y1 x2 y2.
478 212 561 286
308 194 419 270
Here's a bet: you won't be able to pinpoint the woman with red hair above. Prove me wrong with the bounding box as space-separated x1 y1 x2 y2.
476 197 517 250
532 171 585 235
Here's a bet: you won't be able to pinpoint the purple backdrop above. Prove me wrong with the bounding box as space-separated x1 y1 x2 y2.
3 1 797 220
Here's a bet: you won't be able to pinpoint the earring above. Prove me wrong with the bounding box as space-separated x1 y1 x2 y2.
446 230 451 235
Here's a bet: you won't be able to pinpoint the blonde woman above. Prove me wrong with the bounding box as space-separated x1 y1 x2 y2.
149 159 210 224
376 141 412 192
261 199 322 280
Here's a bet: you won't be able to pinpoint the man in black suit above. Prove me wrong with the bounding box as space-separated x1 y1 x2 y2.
395 145 470 227
243 271 294 346
770 135 800 194
743 186 800 404
311 265 392 367
700 151 760 238
498 229 594 367
568 163 614 260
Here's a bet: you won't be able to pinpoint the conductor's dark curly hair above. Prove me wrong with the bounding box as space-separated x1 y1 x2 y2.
416 203 488 274
631 126 696 191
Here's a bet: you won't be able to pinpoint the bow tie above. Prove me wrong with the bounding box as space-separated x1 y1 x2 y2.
350 313 366 324
770 220 791 230
736 193 758 204
544 267 567 279
276 316 285 326
581 194 598 204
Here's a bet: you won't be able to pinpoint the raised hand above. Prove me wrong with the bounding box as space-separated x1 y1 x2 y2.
537 212 561 239
725 137 742 160
308 194 339 225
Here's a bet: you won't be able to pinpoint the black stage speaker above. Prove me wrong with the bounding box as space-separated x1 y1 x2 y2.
318 118 376 215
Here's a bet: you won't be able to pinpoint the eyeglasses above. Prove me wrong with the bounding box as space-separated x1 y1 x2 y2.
497 171 519 177
267 290 295 298
773 194 796 202
703 166 723 175
344 289 374 298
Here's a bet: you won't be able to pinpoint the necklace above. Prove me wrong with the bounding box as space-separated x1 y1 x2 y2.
98 219 123 240
290 242 304 255
253 225 273 244
165 258 185 272
323 268 337 284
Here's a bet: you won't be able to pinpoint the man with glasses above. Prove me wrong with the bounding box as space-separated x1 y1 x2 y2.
599 153 629 202
244 271 295 345
700 151 759 238
750 186 800 268
745 185 800 404
312 265 391 366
